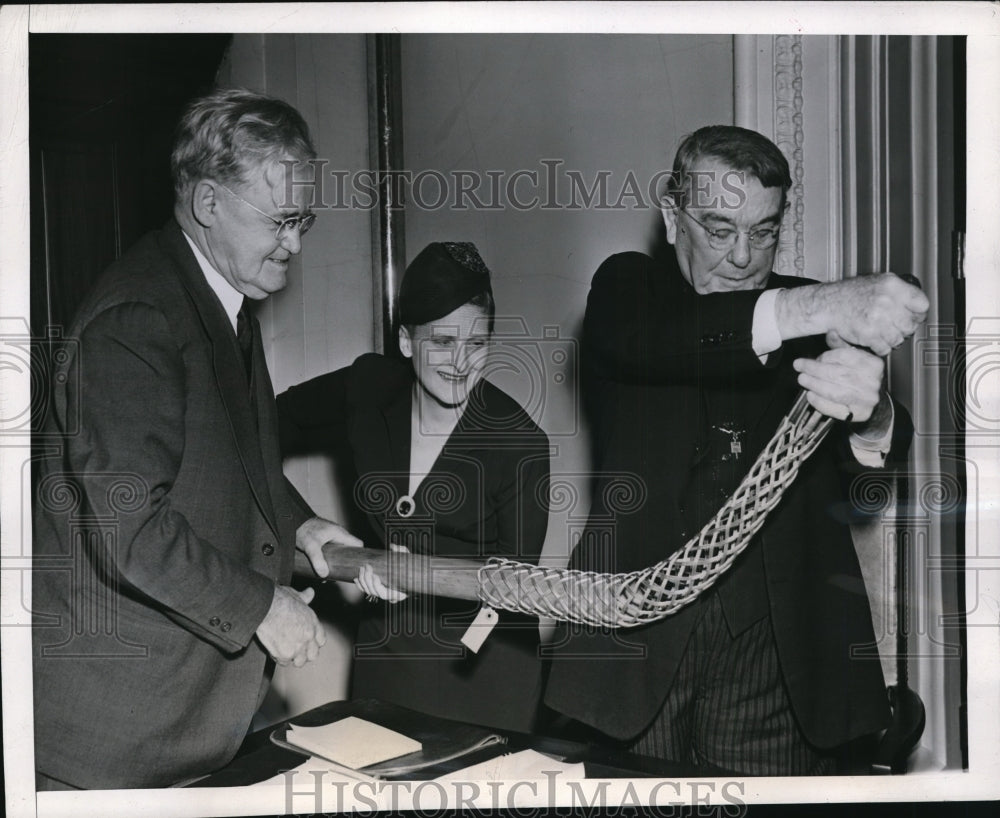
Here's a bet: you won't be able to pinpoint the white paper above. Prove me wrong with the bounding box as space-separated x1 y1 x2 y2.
286 717 421 769
435 749 586 783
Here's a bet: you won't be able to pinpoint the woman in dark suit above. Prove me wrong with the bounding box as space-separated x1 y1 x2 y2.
277 242 551 732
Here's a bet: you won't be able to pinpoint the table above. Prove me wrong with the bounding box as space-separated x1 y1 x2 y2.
191 698 730 787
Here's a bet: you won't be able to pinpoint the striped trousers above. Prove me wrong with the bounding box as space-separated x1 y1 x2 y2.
629 592 837 776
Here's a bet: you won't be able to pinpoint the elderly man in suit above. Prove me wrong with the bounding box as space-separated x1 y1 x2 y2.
544 125 930 775
32 88 358 790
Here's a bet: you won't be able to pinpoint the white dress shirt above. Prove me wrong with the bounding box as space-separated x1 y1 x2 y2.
182 230 243 333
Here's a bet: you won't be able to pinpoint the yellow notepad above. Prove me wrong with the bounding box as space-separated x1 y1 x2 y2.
286 717 422 770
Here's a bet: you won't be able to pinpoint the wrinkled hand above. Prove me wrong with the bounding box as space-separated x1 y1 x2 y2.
820 274 928 354
256 585 326 667
354 544 409 603
779 273 929 356
793 344 886 424
296 516 363 579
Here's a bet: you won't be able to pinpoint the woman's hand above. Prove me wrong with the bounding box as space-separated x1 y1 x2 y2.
354 544 409 603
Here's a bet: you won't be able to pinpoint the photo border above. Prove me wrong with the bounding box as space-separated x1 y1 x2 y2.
2 3 998 816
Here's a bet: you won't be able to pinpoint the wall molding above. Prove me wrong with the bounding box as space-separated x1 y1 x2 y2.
773 34 805 276
736 32 962 769
734 35 843 281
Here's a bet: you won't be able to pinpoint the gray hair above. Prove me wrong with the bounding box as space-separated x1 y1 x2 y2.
170 87 316 199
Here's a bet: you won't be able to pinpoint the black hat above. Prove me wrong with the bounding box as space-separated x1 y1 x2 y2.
398 242 493 326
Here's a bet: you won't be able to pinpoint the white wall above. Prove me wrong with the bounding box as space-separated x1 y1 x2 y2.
400 34 734 571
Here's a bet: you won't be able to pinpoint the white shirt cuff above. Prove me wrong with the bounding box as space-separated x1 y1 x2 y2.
849 401 895 468
752 288 784 362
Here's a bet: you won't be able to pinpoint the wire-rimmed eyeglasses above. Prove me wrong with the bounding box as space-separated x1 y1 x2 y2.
217 182 316 240
678 208 780 252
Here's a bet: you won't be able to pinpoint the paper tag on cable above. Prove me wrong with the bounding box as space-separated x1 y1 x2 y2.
460 606 498 654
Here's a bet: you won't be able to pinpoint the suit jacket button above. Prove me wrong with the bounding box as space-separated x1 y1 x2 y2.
261 543 275 556
221 622 232 633
209 616 221 627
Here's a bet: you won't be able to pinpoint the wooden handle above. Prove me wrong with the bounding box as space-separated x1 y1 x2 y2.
293 544 486 601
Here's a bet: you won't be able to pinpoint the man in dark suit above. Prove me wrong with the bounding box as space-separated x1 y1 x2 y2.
31 88 360 790
544 125 929 774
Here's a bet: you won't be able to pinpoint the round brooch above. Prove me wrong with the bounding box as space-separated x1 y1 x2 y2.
395 494 416 518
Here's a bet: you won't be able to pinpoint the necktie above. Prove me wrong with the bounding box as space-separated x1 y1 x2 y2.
236 300 254 384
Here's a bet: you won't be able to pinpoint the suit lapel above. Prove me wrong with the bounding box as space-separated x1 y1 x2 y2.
746 274 812 452
249 314 280 528
383 386 412 500
159 220 281 538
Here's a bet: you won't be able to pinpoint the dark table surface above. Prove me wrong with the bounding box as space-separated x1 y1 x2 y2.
191 698 728 787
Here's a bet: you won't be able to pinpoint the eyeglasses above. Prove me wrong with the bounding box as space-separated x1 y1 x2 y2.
678 208 780 251
217 182 316 240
